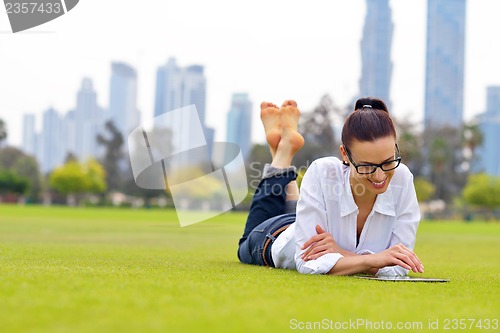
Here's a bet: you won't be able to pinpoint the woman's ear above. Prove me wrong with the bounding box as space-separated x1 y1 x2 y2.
339 145 349 165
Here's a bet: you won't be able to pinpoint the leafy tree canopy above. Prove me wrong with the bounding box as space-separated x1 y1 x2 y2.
49 159 106 196
463 173 500 209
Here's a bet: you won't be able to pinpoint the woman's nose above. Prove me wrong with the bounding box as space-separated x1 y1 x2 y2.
372 167 386 181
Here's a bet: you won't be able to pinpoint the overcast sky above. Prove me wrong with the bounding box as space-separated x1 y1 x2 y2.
1 0 499 148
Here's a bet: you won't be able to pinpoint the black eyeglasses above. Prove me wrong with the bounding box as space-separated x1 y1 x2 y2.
343 143 402 174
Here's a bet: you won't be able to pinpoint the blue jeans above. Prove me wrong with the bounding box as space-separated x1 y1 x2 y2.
237 169 297 267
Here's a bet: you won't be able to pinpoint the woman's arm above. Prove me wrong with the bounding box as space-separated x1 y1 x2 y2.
300 225 379 275
328 243 424 275
300 225 423 275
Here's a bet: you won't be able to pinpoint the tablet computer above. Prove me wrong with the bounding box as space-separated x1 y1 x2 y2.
355 276 450 282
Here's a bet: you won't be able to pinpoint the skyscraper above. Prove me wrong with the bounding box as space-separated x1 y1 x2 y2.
109 62 140 140
74 78 105 161
153 58 213 161
475 86 500 176
183 65 206 128
424 0 467 130
154 58 179 119
154 58 207 124
22 113 36 157
41 107 64 173
226 93 253 160
359 0 393 107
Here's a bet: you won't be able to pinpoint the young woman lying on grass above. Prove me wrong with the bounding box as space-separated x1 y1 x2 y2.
237 97 424 276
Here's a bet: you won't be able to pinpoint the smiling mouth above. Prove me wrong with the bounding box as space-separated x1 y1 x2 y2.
370 178 387 188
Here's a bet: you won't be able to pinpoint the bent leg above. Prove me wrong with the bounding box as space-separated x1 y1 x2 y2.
238 167 297 246
238 100 304 264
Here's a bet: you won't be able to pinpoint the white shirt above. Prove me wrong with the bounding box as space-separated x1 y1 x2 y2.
271 157 420 276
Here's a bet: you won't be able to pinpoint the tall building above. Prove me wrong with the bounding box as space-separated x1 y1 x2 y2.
109 62 140 140
62 110 77 158
226 93 252 160
153 58 214 164
475 87 500 176
359 0 393 107
183 65 207 128
74 78 105 161
154 58 178 119
41 107 64 173
22 114 36 156
424 0 467 130
154 58 207 124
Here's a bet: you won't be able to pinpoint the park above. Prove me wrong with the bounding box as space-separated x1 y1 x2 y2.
1 205 498 332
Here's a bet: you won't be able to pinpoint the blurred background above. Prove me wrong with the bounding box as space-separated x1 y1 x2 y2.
1 0 499 220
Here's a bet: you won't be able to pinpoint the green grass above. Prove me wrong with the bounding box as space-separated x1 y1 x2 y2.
0 205 499 333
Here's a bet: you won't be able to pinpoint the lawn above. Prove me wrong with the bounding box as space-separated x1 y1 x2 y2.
0 205 499 333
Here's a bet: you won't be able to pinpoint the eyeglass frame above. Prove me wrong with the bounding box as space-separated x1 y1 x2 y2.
343 143 402 174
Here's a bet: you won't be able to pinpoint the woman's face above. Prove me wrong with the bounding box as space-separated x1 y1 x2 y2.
341 136 398 198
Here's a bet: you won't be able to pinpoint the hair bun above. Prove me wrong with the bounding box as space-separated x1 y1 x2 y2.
354 97 389 113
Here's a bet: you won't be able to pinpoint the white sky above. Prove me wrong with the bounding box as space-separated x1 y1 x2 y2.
1 0 499 147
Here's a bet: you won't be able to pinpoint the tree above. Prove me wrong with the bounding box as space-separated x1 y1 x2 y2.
0 146 43 202
394 116 424 177
0 146 24 170
425 127 465 202
168 166 225 205
413 177 435 202
84 159 107 194
13 155 43 202
461 122 483 172
246 143 271 190
64 152 78 163
49 159 106 205
0 170 29 197
122 126 174 206
0 118 7 147
463 173 500 210
294 95 344 168
97 120 124 192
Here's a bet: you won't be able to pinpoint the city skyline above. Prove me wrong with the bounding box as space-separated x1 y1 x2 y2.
1 0 500 148
22 78 107 172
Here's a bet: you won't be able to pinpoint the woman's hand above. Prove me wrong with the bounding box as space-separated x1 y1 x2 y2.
368 243 424 273
301 225 345 261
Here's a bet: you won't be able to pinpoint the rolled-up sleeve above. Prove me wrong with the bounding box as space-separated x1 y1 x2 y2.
294 162 343 274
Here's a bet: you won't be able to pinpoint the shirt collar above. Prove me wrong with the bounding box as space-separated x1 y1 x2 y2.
340 167 359 217
340 167 396 217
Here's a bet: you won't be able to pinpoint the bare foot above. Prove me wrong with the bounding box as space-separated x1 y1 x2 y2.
280 100 304 155
260 101 281 157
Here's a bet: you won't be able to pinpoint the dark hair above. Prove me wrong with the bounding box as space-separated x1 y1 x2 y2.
341 97 396 148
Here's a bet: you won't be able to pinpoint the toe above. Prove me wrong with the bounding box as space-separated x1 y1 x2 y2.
282 100 297 108
261 101 278 110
